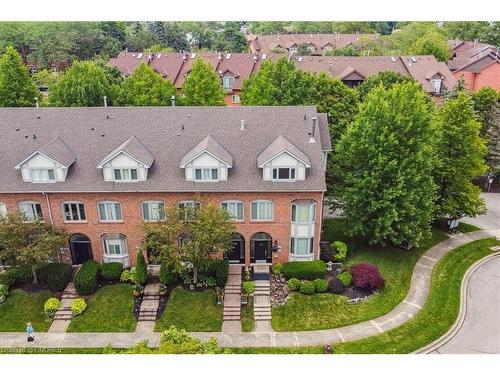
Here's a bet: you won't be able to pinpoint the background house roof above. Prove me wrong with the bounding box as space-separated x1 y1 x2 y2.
16 136 76 168
0 107 328 193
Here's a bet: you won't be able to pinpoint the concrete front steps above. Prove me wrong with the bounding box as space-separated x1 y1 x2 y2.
54 282 77 321
138 283 160 322
222 265 242 331
253 266 272 322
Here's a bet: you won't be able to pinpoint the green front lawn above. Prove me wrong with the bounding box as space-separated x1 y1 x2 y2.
155 287 223 332
67 283 136 332
271 219 448 331
0 289 53 332
334 237 498 353
241 296 255 332
458 222 481 233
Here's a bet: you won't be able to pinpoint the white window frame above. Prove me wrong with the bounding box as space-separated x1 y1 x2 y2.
141 201 166 222
431 78 442 93
62 201 87 222
290 46 298 53
250 200 274 222
194 168 219 182
291 202 316 224
290 237 314 257
113 168 138 182
18 201 43 222
231 95 240 104
272 167 297 181
178 201 200 221
222 76 234 89
29 168 56 183
221 201 244 221
0 202 7 219
97 201 123 222
102 234 130 267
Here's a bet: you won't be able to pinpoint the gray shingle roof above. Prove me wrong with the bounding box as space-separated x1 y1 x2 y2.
180 135 233 167
257 135 311 167
0 106 328 193
97 136 154 168
15 136 76 168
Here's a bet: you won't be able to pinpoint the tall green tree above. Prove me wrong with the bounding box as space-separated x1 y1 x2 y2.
357 71 415 100
163 22 190 52
212 22 247 52
0 46 40 107
471 87 499 137
486 103 500 174
444 21 498 45
408 31 451 62
0 214 68 284
182 58 225 106
116 63 176 106
434 93 487 218
329 82 438 247
49 61 113 106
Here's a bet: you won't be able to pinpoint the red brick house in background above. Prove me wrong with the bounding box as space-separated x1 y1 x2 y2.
447 39 500 91
0 106 331 268
109 51 456 105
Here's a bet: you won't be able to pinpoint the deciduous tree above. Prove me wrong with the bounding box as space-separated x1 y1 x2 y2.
357 71 416 100
408 31 451 62
182 58 225 106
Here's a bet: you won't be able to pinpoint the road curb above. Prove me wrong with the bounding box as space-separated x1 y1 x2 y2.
414 251 500 354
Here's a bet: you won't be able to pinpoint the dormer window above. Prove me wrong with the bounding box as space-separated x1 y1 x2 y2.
194 168 218 181
30 168 56 183
113 168 138 182
431 78 442 93
272 167 296 181
222 76 234 89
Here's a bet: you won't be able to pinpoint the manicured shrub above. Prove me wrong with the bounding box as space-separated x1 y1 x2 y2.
350 263 385 291
319 244 335 263
332 241 348 262
0 269 17 288
282 260 326 280
120 269 133 283
327 277 344 294
159 263 179 286
299 280 315 295
313 278 328 293
133 251 148 286
338 271 352 288
39 263 72 291
288 278 300 291
74 261 99 295
206 276 216 288
71 298 87 316
44 297 61 318
242 281 255 295
272 263 284 277
101 262 123 281
214 260 229 287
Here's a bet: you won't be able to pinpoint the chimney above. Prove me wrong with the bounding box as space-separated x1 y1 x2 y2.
103 96 107 108
309 117 317 143
240 119 246 131
171 95 176 106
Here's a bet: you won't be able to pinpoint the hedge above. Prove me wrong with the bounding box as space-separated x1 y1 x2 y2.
282 260 326 280
39 263 72 291
299 280 315 295
313 278 328 293
101 262 123 281
74 261 100 295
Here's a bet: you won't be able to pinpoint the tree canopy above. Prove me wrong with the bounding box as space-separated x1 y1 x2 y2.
356 71 416 100
0 46 40 107
182 58 226 106
408 31 451 62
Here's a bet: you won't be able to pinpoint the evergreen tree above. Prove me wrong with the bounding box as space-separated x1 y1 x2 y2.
133 250 148 286
329 82 438 247
212 22 247 52
163 22 189 52
0 46 40 107
434 93 487 218
182 58 225 106
116 63 176 106
49 61 113 106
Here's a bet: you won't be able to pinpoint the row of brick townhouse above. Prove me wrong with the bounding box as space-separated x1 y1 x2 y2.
0 106 331 267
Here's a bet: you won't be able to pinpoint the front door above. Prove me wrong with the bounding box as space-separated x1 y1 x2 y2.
226 241 242 263
70 241 92 265
254 240 269 263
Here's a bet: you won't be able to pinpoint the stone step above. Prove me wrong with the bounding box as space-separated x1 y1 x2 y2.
224 306 241 311
223 316 240 321
138 317 156 322
254 307 271 312
143 295 160 301
255 316 272 321
223 311 241 316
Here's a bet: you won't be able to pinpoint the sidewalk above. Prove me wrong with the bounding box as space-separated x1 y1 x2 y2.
0 229 498 349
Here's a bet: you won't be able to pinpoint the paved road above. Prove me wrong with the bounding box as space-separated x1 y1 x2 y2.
462 193 500 230
432 256 500 354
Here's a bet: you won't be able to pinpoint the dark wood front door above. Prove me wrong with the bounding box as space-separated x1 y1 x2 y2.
226 241 243 263
70 239 92 265
254 240 270 263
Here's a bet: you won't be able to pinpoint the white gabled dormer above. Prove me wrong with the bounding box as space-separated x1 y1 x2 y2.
257 135 311 182
15 137 76 183
180 135 233 182
97 136 154 182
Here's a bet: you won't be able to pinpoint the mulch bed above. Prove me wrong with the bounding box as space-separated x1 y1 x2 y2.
133 295 143 320
19 283 49 293
343 285 373 300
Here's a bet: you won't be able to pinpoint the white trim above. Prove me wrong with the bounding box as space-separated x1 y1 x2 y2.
14 151 67 169
97 150 150 169
180 150 232 168
61 201 87 223
258 150 311 168
220 200 244 221
141 200 166 222
18 201 44 222
193 167 219 182
250 200 274 222
97 201 123 222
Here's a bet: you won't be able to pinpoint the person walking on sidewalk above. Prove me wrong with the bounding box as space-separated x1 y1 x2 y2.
26 322 35 342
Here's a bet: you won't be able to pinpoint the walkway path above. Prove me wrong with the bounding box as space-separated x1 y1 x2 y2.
47 282 78 333
222 265 242 333
253 265 272 332
134 282 160 335
1 229 498 349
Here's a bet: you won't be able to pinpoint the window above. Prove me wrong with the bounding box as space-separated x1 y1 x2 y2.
251 201 274 221
231 95 240 104
272 167 296 181
113 168 138 182
178 201 200 221
18 202 43 221
194 168 218 181
291 202 316 223
222 76 234 89
290 46 298 53
30 168 55 182
0 203 7 219
98 202 123 222
62 202 86 222
290 237 314 256
431 79 442 93
221 201 244 221
102 234 129 267
142 201 165 221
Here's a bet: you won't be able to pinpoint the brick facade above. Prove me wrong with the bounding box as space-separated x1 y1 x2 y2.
0 191 324 267
453 62 500 91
